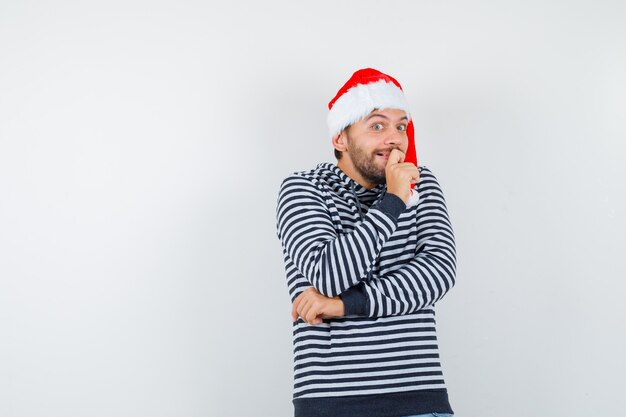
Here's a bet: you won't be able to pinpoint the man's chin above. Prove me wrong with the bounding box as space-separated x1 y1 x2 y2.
369 166 387 185
354 161 386 185
365 173 386 185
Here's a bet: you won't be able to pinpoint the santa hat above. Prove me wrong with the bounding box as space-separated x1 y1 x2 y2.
327 68 420 206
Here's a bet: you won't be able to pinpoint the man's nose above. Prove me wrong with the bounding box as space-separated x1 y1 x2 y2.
384 130 404 146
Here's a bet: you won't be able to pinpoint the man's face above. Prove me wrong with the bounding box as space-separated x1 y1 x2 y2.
339 108 409 187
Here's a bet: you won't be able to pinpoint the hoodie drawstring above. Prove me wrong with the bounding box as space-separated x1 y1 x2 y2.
350 182 374 283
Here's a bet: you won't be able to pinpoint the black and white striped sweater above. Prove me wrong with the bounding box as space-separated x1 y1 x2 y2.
276 163 456 417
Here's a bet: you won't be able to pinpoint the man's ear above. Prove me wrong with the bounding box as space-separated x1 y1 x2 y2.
331 131 348 153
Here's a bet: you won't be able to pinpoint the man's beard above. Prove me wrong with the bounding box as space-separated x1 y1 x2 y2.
346 137 391 186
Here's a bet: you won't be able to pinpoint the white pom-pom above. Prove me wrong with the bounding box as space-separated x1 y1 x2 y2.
406 188 420 207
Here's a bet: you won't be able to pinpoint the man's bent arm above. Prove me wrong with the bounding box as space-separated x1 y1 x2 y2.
340 167 456 317
276 174 404 298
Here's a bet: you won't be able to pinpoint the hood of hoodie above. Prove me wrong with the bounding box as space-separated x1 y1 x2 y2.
315 162 387 211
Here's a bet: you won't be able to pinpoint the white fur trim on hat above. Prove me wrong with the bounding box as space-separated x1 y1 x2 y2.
327 80 411 138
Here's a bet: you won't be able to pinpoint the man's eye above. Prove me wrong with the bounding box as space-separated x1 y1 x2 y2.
398 124 407 132
372 123 384 131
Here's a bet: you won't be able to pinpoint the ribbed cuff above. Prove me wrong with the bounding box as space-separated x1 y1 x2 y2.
339 283 368 316
374 193 406 219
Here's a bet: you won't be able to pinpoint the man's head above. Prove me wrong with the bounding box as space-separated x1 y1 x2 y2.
327 68 417 188
333 108 409 187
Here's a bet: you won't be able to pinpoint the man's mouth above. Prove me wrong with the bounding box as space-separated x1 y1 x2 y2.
375 147 403 161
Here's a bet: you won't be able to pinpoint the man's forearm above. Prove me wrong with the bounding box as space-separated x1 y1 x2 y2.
278 176 406 298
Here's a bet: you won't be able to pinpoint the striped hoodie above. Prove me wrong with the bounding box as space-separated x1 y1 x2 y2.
276 162 456 417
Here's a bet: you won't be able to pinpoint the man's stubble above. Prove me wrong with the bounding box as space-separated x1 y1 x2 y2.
345 133 393 186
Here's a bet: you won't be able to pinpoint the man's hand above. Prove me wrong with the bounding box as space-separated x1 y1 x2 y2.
385 148 420 204
291 288 345 325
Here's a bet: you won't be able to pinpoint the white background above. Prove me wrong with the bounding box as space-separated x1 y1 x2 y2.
1 1 625 416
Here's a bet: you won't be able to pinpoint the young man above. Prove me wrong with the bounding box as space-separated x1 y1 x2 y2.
276 68 456 417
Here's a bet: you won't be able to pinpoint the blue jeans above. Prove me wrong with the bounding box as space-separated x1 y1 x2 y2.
402 414 453 417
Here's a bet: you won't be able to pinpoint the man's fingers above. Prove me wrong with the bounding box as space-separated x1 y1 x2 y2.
292 288 318 322
292 292 305 321
387 148 405 166
396 163 420 181
298 296 315 321
385 159 420 204
407 165 420 182
305 309 316 323
292 288 335 326
305 303 322 324
301 296 323 325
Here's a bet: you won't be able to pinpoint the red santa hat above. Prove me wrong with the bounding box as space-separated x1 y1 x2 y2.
327 68 420 205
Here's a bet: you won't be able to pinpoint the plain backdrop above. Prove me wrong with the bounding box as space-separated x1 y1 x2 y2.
1 1 625 416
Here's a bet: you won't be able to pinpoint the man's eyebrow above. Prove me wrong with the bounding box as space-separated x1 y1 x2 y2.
365 112 409 121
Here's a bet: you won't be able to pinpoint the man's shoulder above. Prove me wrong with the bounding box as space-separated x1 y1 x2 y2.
280 163 339 189
417 165 442 184
415 165 450 203
277 164 339 216
418 164 433 176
